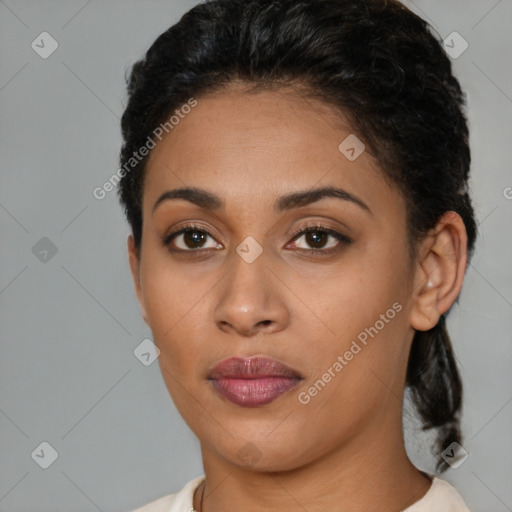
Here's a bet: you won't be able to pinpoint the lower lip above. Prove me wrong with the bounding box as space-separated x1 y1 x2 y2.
210 377 301 407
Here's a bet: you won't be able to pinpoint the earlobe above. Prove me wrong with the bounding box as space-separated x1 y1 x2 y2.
127 235 149 325
410 212 468 332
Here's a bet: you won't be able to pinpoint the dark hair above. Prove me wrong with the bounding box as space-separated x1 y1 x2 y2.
118 0 477 472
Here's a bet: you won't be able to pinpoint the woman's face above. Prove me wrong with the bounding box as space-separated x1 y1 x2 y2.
128 84 420 471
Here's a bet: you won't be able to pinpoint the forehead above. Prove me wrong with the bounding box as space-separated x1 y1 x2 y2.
142 85 398 216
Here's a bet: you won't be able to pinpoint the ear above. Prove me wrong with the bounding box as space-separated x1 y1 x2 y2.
410 211 468 331
127 235 148 325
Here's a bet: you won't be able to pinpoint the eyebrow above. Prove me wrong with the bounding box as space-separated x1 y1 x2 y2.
152 185 372 215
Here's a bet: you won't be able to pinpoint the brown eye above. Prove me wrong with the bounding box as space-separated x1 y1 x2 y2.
163 225 221 251
288 226 352 254
180 230 209 249
302 231 330 249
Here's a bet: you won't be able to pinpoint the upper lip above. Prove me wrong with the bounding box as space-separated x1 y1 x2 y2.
208 356 303 380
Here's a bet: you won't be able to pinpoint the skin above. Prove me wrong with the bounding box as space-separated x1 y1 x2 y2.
127 83 468 512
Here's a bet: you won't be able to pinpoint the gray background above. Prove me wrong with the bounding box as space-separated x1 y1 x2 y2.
0 0 510 511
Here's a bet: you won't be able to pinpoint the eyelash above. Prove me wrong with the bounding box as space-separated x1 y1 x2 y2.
163 222 352 257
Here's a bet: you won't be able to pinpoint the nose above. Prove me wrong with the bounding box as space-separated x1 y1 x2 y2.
213 250 290 337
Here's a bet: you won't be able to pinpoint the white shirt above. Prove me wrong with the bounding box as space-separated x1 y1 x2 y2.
131 474 471 512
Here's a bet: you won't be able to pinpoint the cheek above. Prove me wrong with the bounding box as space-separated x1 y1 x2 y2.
140 248 205 332
295 242 411 402
293 312 408 449
139 255 205 369
300 249 407 346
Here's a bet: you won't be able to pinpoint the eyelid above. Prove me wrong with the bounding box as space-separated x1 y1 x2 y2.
288 222 351 242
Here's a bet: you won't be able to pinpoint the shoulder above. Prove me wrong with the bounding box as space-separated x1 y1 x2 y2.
403 476 471 512
130 475 205 512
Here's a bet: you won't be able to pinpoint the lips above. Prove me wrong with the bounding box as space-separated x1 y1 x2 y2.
208 356 303 379
208 356 303 407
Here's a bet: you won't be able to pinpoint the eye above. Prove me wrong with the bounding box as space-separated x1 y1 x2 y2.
162 222 352 255
163 223 222 251
287 225 352 254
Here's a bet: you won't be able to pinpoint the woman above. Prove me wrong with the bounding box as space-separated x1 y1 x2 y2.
119 0 476 510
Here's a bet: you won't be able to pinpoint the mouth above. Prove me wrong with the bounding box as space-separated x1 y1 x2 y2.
207 355 304 407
